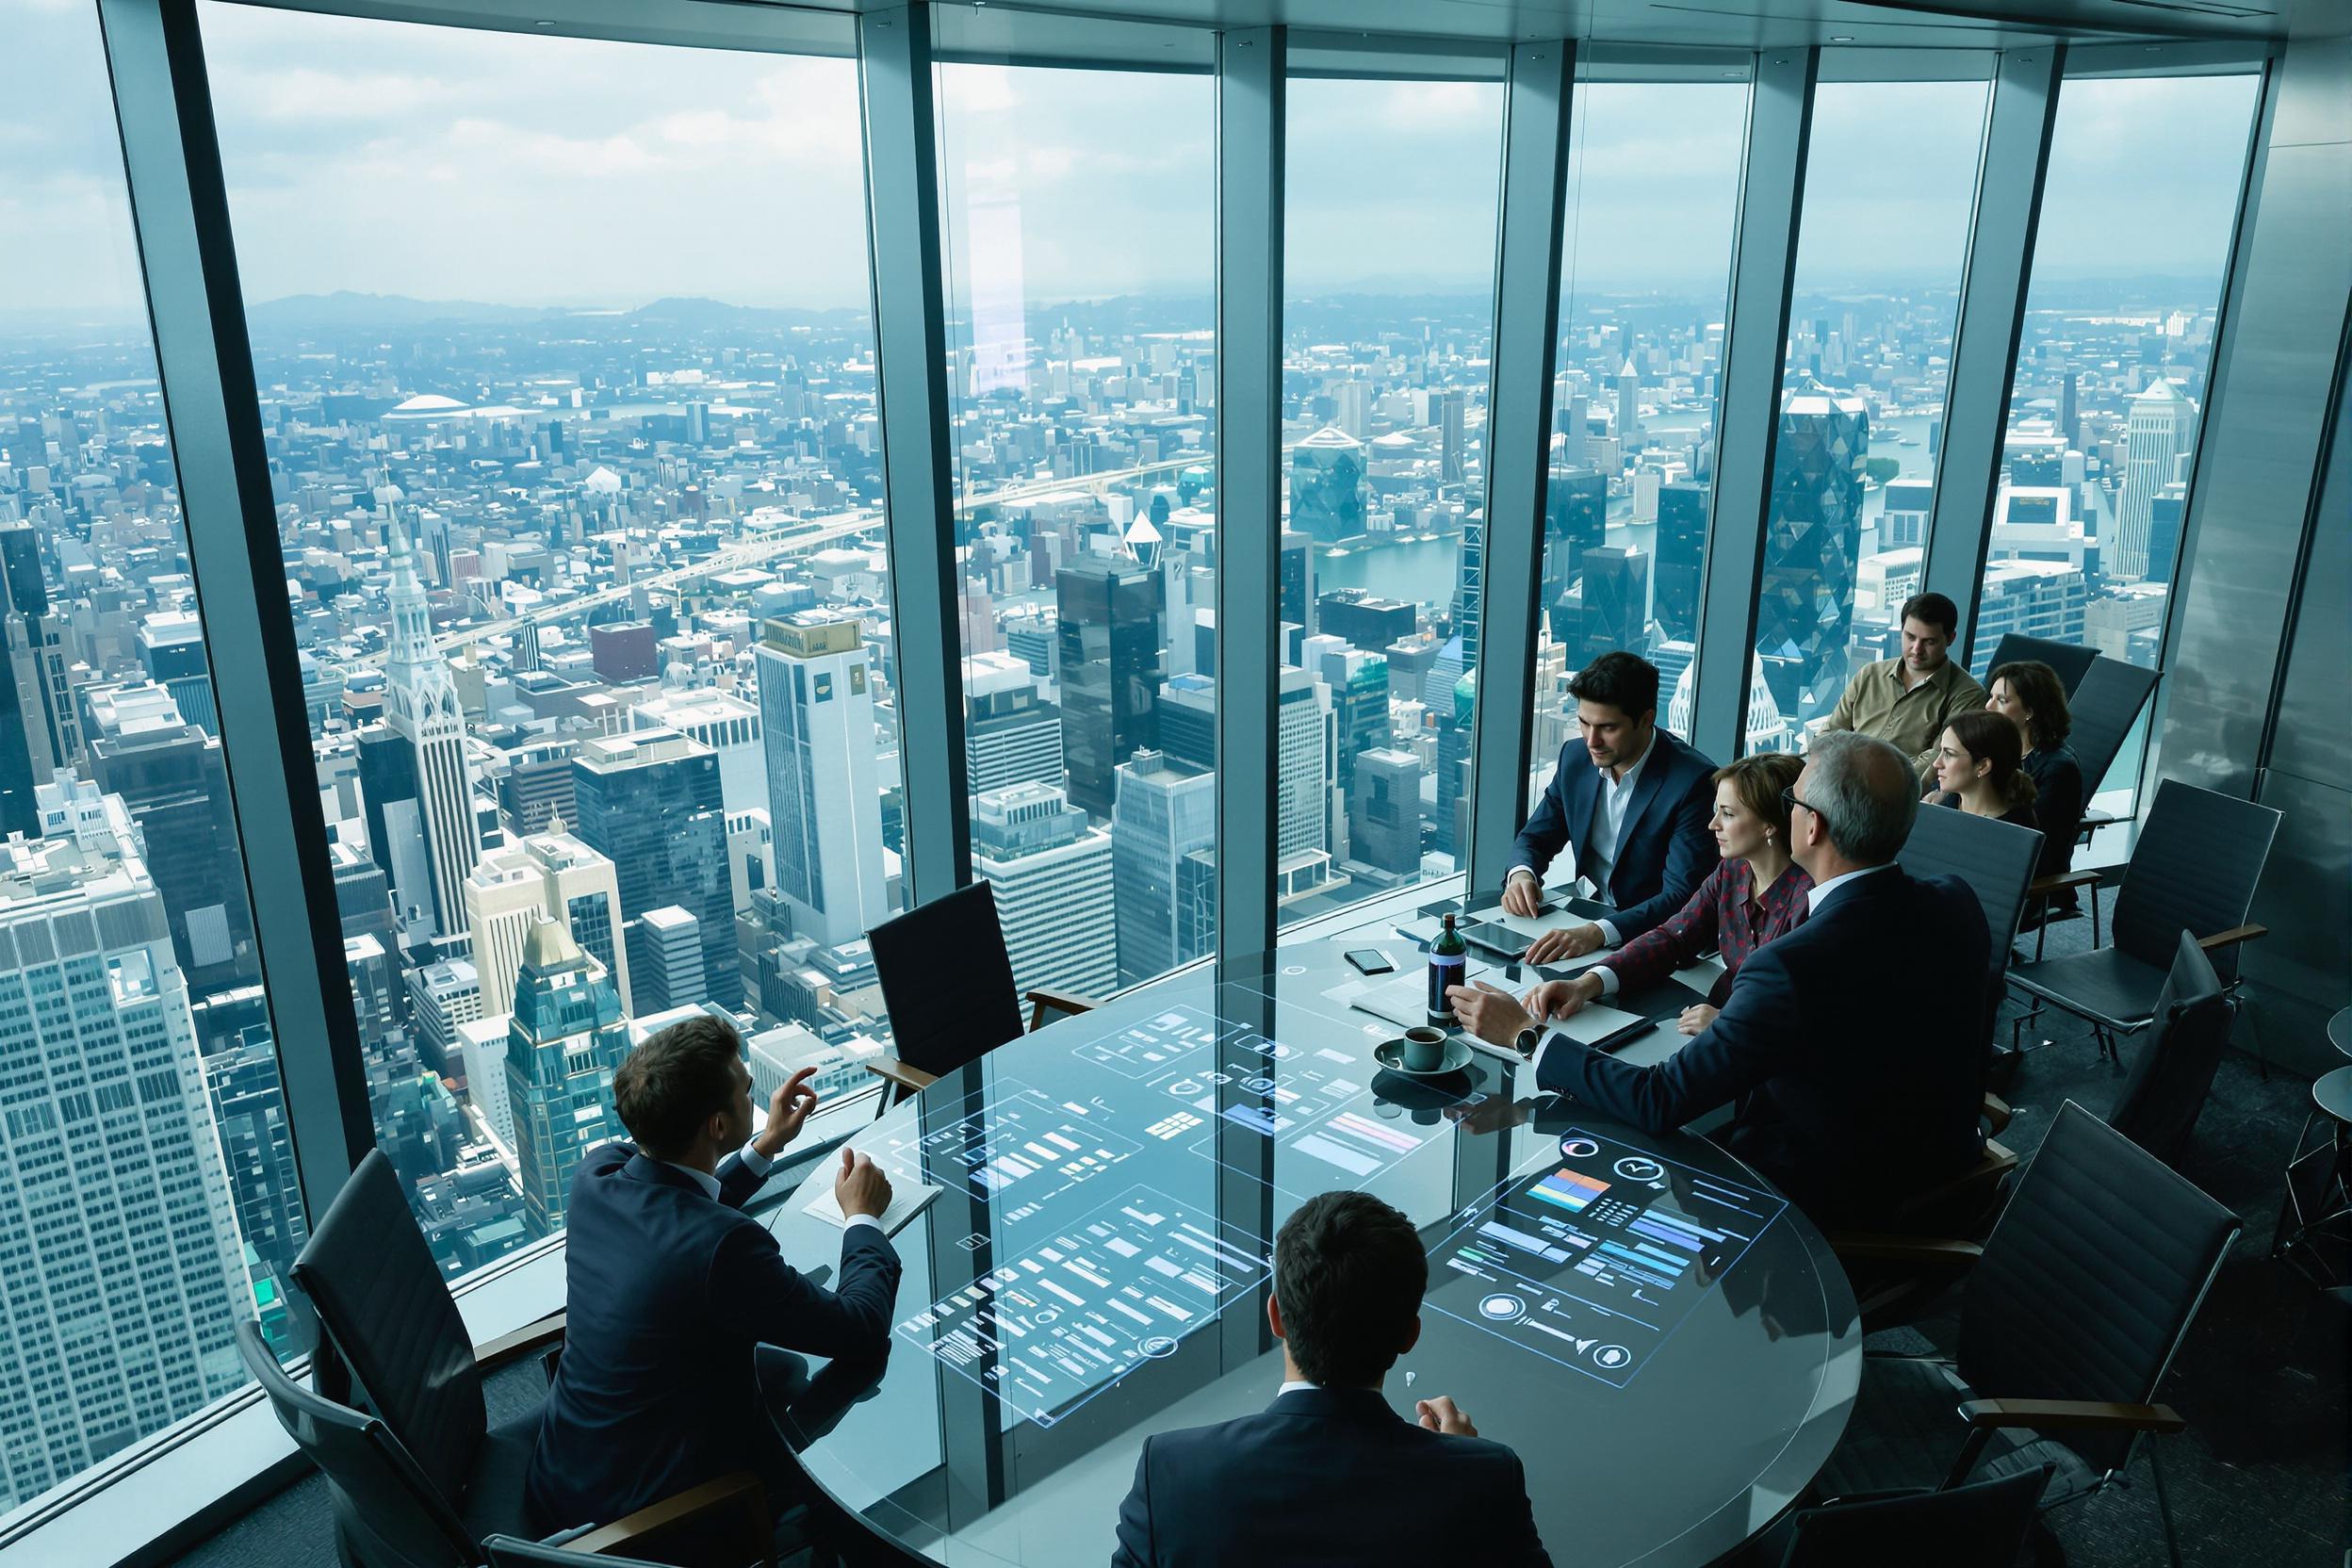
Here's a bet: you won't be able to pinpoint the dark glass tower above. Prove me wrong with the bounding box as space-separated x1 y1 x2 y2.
1654 482 1709 644
506 921 630 1238
1543 466 1607 647
570 729 739 1008
1056 555 1166 816
1756 375 1869 711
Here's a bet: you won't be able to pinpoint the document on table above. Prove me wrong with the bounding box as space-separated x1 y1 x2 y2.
804 1178 942 1238
1550 1001 1653 1048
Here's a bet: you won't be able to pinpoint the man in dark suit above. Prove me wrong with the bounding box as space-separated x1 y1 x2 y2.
1111 1191 1551 1568
527 1014 901 1533
1455 733 1989 1228
1506 649 1717 962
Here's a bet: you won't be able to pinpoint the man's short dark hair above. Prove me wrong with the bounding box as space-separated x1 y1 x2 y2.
1567 649 1660 721
1273 1191 1427 1387
1899 592 1960 641
613 1013 743 1159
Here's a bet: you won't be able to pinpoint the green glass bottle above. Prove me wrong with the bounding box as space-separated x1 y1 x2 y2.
1427 913 1466 1026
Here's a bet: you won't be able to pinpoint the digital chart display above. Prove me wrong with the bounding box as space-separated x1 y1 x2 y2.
1070 1005 1228 1080
1424 1128 1787 1387
874 1081 1141 1224
892 1184 1270 1426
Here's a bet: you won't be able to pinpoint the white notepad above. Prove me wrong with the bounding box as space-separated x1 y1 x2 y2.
803 1177 942 1238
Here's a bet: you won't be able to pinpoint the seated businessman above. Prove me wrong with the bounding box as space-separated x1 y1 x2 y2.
1112 1190 1551 1568
1504 649 1717 963
528 1012 902 1534
1455 733 1989 1230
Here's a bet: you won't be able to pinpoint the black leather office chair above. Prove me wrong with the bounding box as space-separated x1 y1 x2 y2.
2059 656 2160 833
1821 1102 2240 1568
2108 930 2233 1168
864 880 1097 1107
1980 632 2096 695
288 1152 764 1567
1779 1463 2051 1567
2007 779 2275 1060
1897 805 2042 1048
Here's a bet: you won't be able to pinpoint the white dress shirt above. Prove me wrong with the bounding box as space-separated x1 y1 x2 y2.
1512 734 1655 949
662 1139 881 1233
1805 861 1895 915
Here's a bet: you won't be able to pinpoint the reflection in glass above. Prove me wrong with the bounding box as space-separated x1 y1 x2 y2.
1279 73 1506 926
1745 78 1989 753
1536 80 1747 783
204 3 895 1284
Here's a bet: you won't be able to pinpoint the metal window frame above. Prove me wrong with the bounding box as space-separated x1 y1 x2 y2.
1923 45 2066 658
1213 24 1284 961
1463 39 1576 896
1687 48 1817 760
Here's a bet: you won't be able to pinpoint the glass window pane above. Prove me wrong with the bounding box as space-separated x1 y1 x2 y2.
934 55 1216 992
203 5 893 1282
1281 70 1507 926
0 0 286 1521
1979 74 2259 807
1746 77 1989 754
1536 78 1747 788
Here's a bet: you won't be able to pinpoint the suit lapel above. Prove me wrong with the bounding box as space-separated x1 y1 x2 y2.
1609 735 1674 890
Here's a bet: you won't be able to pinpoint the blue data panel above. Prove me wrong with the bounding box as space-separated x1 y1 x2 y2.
1423 1128 1788 1387
871 1081 1142 1224
893 1184 1271 1428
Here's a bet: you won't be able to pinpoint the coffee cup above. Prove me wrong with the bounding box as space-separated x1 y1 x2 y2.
1400 1025 1448 1071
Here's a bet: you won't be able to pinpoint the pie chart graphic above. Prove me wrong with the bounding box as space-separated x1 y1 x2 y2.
1560 1136 1600 1160
1478 1293 1527 1323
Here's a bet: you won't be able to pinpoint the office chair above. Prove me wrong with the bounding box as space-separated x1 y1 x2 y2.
863 880 1097 1108
1979 631 2097 695
287 1152 767 1567
2107 931 2233 1168
1820 1102 2240 1568
1896 804 2043 1053
2058 656 2160 841
1779 1463 2051 1567
2007 779 2275 1060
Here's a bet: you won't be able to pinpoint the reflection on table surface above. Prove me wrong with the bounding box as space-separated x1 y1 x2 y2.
769 916 1858 1568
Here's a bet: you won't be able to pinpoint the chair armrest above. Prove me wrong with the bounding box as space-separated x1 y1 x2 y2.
1026 987 1100 1031
1981 1092 2013 1137
473 1312 564 1371
863 1056 937 1095
1827 1233 1985 1265
2079 810 2118 833
567 1470 771 1560
1959 1397 2187 1435
2197 923 2267 953
2030 869 2103 894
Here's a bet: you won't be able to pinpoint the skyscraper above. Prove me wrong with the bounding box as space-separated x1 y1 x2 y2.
1653 481 1708 644
0 791 250 1508
570 728 739 1008
626 906 706 1014
465 828 629 1018
2115 379 2196 582
1615 359 1642 447
1576 546 1651 663
970 782 1117 997
382 519 481 937
1543 466 1608 646
505 920 631 1239
1110 750 1213 986
1056 555 1166 816
1350 746 1425 875
1276 666 1336 871
756 612 888 950
1288 426 1367 545
962 650 1064 796
1756 376 1870 713
0 522 73 840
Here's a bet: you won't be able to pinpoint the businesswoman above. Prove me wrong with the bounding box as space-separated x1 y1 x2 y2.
1986 659 2086 906
1926 709 2040 832
1512 752 1810 1037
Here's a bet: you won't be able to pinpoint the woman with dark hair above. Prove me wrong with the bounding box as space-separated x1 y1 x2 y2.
1524 752 1810 1037
1986 660 2085 894
1926 709 2040 831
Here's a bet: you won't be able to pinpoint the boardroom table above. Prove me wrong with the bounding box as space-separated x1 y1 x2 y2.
764 912 1860 1567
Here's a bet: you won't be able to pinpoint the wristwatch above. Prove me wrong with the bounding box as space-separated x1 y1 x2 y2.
1513 1025 1543 1059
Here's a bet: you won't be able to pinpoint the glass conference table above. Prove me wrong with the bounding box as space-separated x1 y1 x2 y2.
763 920 1859 1567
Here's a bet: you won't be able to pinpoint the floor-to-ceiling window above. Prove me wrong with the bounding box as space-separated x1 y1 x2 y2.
1278 46 1507 926
0 0 284 1525
1979 71 2261 809
1534 68 1749 786
933 31 1217 992
202 3 891 1283
1745 71 1990 754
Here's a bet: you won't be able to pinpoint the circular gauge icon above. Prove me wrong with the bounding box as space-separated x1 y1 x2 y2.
1613 1156 1665 1182
1168 1078 1202 1097
1138 1335 1179 1359
1560 1136 1600 1160
1478 1294 1527 1322
1592 1344 1631 1369
1032 1307 1059 1325
1282 964 1307 976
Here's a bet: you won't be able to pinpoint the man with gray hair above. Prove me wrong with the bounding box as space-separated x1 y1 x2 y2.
1452 732 1990 1227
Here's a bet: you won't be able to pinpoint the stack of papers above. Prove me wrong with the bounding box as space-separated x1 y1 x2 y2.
804 1178 942 1238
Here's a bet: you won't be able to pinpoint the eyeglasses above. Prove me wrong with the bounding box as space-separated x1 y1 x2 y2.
1780 785 1814 817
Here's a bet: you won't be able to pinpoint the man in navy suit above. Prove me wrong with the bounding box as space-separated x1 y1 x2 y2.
527 1014 902 1533
1111 1191 1551 1568
1506 650 1717 963
1455 733 1989 1229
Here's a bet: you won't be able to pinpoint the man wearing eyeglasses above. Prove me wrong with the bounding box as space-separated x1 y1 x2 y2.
1452 732 1990 1228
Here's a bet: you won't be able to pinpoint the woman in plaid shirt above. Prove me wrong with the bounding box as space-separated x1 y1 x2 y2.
1527 753 1812 1037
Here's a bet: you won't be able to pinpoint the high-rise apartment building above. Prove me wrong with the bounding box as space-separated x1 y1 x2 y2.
1056 556 1165 816
1110 749 1213 986
570 727 738 1008
505 921 631 1239
381 520 482 939
2115 379 2196 582
970 782 1117 997
756 613 887 950
0 792 249 1511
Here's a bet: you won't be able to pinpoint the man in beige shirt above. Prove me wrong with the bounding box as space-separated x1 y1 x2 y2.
1816 591 1988 776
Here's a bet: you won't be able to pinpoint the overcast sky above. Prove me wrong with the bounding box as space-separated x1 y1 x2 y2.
0 0 2265 318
